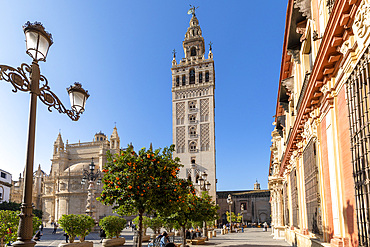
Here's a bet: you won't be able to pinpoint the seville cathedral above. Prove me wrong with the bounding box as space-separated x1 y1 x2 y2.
10 127 121 223
269 0 370 246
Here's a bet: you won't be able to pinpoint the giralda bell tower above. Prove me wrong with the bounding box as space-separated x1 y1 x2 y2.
171 7 216 199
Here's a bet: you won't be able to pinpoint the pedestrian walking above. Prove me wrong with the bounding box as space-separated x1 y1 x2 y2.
52 222 58 234
40 224 43 232
63 232 69 243
99 228 106 243
263 222 268 232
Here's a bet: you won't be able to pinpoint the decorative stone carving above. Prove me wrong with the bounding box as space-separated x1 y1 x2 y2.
353 0 370 46
320 83 330 95
288 49 301 64
296 20 308 42
46 187 52 193
339 40 351 55
60 182 67 191
294 0 312 19
282 76 294 93
72 182 80 190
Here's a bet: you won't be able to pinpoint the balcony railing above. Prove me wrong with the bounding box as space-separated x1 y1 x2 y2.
189 120 198 124
189 108 198 112
189 134 198 138
189 149 198 153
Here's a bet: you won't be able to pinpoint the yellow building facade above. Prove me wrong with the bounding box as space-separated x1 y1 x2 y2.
268 0 370 246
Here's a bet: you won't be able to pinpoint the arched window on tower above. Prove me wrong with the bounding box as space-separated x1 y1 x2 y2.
191 47 197 56
188 175 192 182
189 101 196 111
189 69 195 84
199 72 203 83
195 174 199 184
176 76 179 87
189 115 197 124
205 71 210 82
190 126 197 137
189 141 197 152
182 75 186 86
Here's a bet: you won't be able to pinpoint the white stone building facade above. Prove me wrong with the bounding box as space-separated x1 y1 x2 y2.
10 127 121 223
171 11 216 199
41 128 120 223
0 169 12 203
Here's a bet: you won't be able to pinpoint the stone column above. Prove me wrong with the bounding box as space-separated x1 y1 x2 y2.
273 185 285 240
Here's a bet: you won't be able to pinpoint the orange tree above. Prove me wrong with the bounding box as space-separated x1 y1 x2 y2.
97 144 191 247
164 191 218 247
192 192 219 231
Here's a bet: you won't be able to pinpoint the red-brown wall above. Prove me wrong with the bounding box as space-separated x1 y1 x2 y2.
336 86 358 247
320 116 334 241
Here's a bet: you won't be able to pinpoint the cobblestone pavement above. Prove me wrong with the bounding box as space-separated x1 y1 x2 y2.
32 227 290 247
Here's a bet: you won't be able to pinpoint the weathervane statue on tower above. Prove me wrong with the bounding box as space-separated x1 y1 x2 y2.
188 5 198 16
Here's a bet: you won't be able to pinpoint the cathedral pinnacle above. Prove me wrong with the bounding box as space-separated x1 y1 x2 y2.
55 132 64 146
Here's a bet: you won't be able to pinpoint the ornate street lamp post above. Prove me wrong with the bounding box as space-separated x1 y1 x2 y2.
198 172 211 239
227 194 233 233
81 158 102 221
0 21 89 247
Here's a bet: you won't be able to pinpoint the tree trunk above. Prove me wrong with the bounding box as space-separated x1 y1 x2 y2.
137 211 143 247
182 225 186 247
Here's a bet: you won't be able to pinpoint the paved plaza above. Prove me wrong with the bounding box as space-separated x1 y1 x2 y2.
33 227 290 247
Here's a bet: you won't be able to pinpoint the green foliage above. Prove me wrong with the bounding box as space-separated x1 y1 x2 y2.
33 216 42 235
132 215 149 229
0 210 18 245
147 217 163 234
225 211 242 223
59 214 94 242
132 216 150 234
0 210 42 245
0 201 43 220
165 192 218 229
99 216 126 239
75 215 95 241
33 209 43 219
191 192 219 226
0 202 20 211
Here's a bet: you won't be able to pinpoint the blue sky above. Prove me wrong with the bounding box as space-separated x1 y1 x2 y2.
0 1 287 191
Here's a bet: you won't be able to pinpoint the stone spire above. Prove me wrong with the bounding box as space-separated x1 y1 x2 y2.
54 132 64 154
110 125 120 150
183 13 205 58
254 179 261 190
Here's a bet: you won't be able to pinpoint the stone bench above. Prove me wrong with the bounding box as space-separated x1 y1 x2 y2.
186 237 207 245
102 238 125 247
142 235 150 242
